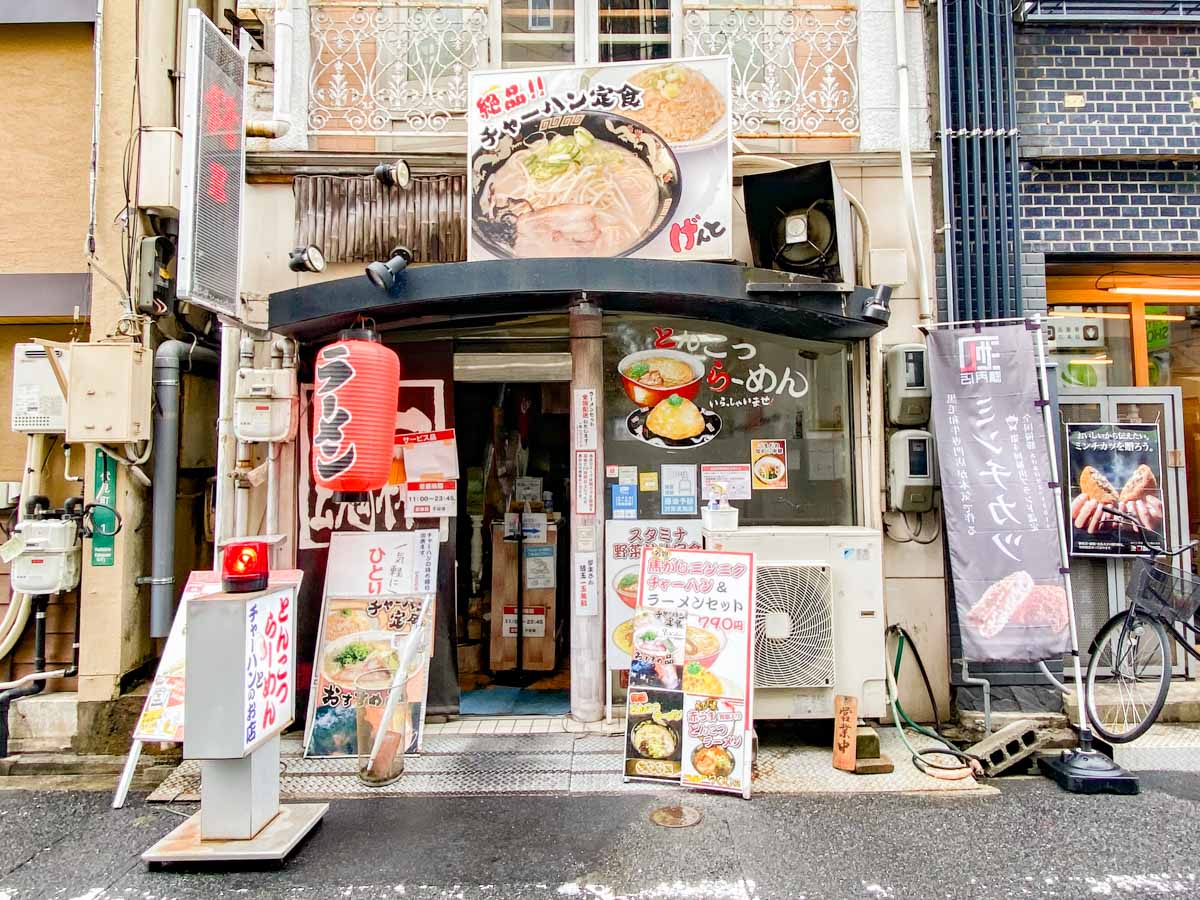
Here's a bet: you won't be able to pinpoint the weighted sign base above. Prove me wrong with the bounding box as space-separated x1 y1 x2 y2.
142 803 328 865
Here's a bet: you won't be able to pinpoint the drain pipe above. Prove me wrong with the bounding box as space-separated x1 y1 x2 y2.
244 0 293 139
0 595 50 758
959 658 992 736
149 340 219 638
894 0 933 323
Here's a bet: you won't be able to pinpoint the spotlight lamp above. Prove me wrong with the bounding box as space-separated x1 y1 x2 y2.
373 159 411 190
288 245 326 273
365 246 414 292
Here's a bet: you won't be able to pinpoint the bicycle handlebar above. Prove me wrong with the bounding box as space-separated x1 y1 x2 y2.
1098 504 1198 559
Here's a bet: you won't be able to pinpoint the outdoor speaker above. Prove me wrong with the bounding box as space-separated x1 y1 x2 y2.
742 161 856 287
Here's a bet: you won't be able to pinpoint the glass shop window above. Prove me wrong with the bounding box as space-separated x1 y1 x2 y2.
502 0 578 68
1047 305 1134 389
602 313 855 526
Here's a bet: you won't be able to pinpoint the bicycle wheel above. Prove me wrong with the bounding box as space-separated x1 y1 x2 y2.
1085 610 1172 744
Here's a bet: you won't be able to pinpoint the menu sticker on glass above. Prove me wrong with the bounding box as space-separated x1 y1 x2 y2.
750 440 788 490
661 464 698 515
623 546 755 798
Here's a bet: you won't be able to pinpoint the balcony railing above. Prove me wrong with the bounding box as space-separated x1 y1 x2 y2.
306 0 859 142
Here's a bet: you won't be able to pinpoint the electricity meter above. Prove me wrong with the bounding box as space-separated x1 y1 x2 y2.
886 343 931 426
888 429 936 513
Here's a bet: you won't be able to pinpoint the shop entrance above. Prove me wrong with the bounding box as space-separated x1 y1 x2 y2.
454 355 573 715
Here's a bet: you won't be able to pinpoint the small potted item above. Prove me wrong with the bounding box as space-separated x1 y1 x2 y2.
701 483 738 531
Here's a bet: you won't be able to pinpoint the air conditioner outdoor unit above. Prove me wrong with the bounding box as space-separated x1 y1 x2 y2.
703 526 886 720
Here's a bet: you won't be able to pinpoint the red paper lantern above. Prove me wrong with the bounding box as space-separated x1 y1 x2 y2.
312 328 399 502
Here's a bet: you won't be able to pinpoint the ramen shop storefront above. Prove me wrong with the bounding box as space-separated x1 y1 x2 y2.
269 258 888 723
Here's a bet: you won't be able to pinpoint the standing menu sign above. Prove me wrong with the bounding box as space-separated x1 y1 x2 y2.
623 546 755 798
304 531 440 757
927 324 1071 662
1066 422 1164 557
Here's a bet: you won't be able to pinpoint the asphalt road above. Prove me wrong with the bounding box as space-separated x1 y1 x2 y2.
1 773 1199 900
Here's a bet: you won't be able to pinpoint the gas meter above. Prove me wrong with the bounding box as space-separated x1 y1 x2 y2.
10 501 82 594
234 367 298 442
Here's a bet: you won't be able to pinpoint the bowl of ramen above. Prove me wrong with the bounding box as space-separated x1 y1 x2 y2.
685 626 725 669
618 348 704 407
471 113 680 260
614 566 641 609
631 719 679 760
753 455 786 486
322 631 407 690
623 63 728 151
325 604 375 640
691 744 735 779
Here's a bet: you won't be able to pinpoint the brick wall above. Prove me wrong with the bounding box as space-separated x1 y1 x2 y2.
1015 24 1200 159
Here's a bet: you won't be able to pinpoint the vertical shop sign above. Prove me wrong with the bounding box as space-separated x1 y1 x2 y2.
90 448 118 566
927 324 1070 662
1065 423 1164 557
573 388 598 449
243 588 294 752
624 546 755 797
573 551 599 616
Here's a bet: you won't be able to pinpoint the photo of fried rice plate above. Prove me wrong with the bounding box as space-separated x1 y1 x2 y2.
624 63 726 144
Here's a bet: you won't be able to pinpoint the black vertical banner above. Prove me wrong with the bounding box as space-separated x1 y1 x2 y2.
927 324 1070 662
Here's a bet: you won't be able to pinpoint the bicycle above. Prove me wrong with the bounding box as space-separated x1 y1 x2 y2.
1084 509 1200 744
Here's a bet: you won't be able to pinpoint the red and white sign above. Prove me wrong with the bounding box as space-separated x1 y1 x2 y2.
324 530 440 597
502 606 546 638
405 481 457 518
573 551 598 616
574 449 597 516
395 429 459 481
244 587 295 752
573 389 598 450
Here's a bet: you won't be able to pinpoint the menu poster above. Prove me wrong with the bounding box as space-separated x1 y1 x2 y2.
323 530 440 597
605 519 703 670
750 440 788 490
132 569 305 744
1066 422 1164 557
623 546 755 797
304 593 436 758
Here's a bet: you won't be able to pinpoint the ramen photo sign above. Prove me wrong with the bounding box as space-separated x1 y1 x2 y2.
467 57 733 262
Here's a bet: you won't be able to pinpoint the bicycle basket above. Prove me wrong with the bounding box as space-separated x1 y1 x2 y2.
1126 557 1200 623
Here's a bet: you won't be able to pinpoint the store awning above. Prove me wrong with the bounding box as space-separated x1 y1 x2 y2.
268 259 890 343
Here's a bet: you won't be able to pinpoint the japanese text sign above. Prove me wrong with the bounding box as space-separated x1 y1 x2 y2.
1066 422 1164 557
323 530 440 598
927 324 1070 662
467 57 732 262
243 588 295 752
623 546 755 798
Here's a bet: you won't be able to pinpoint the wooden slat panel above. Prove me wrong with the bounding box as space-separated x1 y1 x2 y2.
294 174 467 264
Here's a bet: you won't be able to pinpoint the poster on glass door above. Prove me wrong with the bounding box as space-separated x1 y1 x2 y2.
1066 422 1164 557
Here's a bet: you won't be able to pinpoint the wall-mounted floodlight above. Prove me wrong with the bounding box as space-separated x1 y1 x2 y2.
288 245 326 273
373 160 411 190
365 246 414 292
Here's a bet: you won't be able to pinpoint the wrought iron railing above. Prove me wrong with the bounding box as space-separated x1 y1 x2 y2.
306 0 859 140
1021 0 1200 19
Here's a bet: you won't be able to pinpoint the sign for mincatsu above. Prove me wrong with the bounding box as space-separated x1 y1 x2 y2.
467 57 732 262
927 323 1070 663
1066 422 1164 557
623 546 755 798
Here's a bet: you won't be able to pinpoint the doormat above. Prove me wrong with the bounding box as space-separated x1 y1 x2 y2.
460 687 570 716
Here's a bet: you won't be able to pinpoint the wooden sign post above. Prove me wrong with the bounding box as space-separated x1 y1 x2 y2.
832 694 858 772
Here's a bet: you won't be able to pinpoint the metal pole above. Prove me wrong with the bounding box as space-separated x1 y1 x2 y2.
965 0 984 322
1004 0 1025 314
1031 316 1093 749
937 0 957 318
979 0 999 320
952 0 971 320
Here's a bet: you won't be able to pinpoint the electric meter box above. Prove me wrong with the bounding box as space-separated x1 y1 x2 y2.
12 344 70 434
885 343 931 426
11 519 81 594
888 429 936 513
233 368 298 442
67 343 152 444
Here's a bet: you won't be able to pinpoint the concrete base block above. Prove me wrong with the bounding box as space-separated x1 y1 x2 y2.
965 719 1046 777
9 692 78 753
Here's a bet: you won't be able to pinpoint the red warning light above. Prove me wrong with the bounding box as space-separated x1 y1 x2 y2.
222 540 269 593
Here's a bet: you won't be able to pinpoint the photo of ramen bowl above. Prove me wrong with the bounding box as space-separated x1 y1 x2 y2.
631 719 679 760
322 631 414 691
471 112 680 260
685 626 725 669
618 348 705 407
614 566 640 609
691 744 735 779
754 455 786 485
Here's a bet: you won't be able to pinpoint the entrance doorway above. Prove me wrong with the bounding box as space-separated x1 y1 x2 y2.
454 356 574 715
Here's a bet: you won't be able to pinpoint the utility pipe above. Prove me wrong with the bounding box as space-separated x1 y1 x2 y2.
0 596 50 758
150 340 219 638
893 0 933 322
234 336 256 537
245 0 293 139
